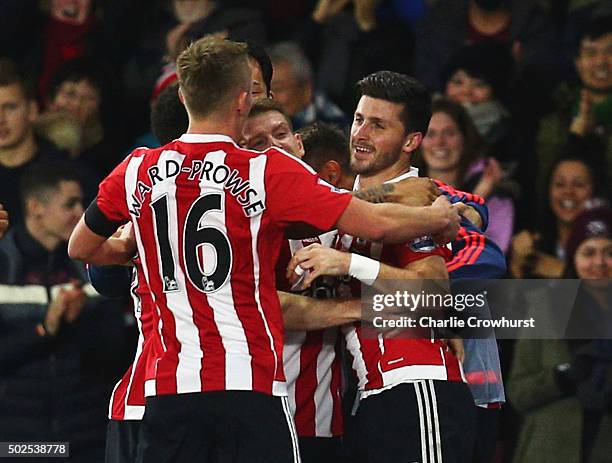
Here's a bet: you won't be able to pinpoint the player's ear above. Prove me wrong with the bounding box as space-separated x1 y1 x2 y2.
320 160 342 186
237 90 251 117
294 132 305 159
403 132 423 154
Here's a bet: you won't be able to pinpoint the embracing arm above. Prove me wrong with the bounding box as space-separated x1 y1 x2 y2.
279 291 361 331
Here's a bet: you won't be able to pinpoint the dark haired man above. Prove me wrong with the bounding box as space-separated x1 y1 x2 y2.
0 58 66 224
0 161 124 462
289 71 478 462
69 37 463 463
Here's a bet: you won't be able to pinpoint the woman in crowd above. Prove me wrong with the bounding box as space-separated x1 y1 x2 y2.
509 149 607 278
420 97 515 252
508 201 612 463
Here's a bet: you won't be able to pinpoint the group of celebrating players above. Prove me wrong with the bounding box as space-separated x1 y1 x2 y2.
67 36 506 463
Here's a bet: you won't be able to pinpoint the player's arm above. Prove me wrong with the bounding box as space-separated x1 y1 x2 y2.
69 205 135 265
353 177 440 206
279 291 361 331
287 244 447 291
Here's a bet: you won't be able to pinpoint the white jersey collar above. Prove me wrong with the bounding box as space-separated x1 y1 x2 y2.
353 166 419 191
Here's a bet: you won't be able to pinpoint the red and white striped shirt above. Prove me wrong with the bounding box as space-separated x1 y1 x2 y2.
108 259 163 420
91 134 352 398
282 231 343 437
341 172 464 395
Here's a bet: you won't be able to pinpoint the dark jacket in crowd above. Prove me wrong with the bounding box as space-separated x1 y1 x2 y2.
0 225 125 462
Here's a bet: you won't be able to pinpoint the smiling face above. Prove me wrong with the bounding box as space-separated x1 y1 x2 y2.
241 110 304 157
50 0 92 25
49 78 100 125
575 32 612 91
421 111 464 173
349 96 416 177
445 69 494 105
574 237 612 280
549 160 594 225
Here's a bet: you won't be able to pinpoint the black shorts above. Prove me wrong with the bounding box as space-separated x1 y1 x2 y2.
298 436 341 463
136 391 300 463
353 380 476 463
106 419 141 463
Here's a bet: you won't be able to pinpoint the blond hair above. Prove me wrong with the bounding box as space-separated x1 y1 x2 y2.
176 37 250 118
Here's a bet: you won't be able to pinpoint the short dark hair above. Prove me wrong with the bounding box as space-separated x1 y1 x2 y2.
247 98 292 128
151 83 188 144
47 57 105 102
298 122 349 172
246 41 273 96
177 37 250 117
577 11 612 45
356 71 432 134
20 161 81 210
0 58 34 99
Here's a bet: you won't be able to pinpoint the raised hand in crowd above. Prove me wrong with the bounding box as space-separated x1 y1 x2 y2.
38 282 87 337
569 89 596 136
0 203 8 240
473 157 504 199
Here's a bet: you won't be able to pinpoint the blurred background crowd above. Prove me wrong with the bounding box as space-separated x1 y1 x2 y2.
0 0 610 462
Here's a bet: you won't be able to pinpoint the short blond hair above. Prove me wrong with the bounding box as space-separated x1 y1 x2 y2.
177 37 250 118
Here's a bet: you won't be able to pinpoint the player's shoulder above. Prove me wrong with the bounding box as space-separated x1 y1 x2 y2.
259 146 317 175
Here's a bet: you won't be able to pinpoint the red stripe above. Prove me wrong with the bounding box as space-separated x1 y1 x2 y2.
295 331 323 436
467 233 486 265
110 364 133 420
447 232 476 272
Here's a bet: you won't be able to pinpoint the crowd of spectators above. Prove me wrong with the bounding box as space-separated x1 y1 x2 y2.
0 1 610 462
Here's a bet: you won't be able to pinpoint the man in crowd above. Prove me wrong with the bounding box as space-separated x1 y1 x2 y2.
0 58 62 224
0 162 124 462
269 41 347 130
68 37 462 462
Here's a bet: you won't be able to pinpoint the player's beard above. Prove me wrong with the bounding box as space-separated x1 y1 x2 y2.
350 141 404 177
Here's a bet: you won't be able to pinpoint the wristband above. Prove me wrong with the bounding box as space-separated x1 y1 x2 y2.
348 254 380 285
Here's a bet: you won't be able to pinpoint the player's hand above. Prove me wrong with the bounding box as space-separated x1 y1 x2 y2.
287 244 350 290
431 196 462 245
0 203 8 239
389 177 440 207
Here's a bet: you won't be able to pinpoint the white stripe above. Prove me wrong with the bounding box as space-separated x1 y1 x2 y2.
342 324 370 390
283 331 306 417
125 156 167 355
314 328 337 437
0 285 47 304
428 380 443 463
249 155 286 395
281 396 302 463
414 382 428 463
152 150 202 393
122 405 145 420
420 380 436 463
199 150 252 390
